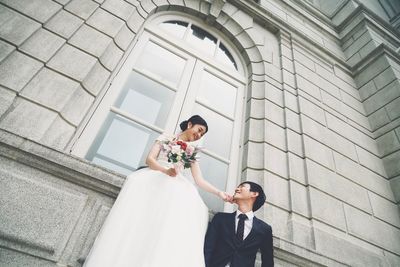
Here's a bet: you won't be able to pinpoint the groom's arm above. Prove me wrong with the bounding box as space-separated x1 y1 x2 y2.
204 214 219 267
261 225 274 267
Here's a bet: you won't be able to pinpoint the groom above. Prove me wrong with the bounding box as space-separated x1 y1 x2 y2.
204 181 274 267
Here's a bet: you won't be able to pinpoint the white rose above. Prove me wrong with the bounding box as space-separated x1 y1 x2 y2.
171 145 182 154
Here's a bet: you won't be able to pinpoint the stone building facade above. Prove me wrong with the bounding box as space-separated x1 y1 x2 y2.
1 0 400 266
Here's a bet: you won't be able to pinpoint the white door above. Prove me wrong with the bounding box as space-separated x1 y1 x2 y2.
73 23 245 211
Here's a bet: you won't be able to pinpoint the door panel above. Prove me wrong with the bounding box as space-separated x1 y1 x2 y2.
192 104 234 158
178 61 244 211
88 114 160 174
114 71 176 128
135 40 187 87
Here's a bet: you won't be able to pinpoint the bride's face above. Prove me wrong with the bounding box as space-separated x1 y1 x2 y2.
184 122 207 142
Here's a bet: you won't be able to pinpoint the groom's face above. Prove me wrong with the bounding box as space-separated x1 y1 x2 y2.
233 183 253 201
233 183 258 202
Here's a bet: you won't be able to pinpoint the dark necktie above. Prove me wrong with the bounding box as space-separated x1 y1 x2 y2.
236 214 248 241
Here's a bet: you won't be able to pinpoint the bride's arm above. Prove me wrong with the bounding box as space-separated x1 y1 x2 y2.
145 142 177 177
190 161 232 202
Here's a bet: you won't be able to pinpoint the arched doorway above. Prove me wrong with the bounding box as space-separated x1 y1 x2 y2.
73 12 247 211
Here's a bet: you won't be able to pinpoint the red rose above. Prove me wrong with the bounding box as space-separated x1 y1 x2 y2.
176 141 187 150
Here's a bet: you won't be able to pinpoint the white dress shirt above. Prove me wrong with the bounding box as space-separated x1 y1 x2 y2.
235 210 254 240
226 210 255 267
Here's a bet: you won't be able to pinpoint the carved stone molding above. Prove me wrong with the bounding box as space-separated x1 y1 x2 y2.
207 0 226 23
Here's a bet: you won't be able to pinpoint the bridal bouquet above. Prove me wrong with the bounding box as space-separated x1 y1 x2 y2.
161 140 201 171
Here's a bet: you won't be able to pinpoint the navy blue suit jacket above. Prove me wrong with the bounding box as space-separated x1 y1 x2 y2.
204 212 274 267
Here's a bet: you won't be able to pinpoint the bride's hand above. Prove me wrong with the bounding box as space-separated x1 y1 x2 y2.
218 191 234 203
163 167 177 177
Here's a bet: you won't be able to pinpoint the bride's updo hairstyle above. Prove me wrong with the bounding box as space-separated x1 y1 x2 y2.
180 115 208 134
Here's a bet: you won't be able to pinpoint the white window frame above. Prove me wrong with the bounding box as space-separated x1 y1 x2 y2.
71 12 248 211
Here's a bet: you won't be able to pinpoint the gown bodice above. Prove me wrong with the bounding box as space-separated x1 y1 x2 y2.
155 133 197 184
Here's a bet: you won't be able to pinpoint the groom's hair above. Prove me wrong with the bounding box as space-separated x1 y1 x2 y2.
239 181 266 212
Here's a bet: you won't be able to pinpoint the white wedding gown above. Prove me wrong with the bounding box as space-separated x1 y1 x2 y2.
83 134 209 267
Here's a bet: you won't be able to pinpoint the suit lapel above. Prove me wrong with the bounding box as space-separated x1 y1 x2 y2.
228 211 236 236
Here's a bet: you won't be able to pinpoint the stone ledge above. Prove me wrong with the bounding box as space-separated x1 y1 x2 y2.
272 237 349 267
352 43 400 77
0 128 125 197
338 5 400 43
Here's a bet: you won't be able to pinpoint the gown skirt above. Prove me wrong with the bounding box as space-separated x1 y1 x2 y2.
83 166 209 267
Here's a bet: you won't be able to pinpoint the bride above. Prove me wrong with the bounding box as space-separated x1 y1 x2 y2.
83 115 232 267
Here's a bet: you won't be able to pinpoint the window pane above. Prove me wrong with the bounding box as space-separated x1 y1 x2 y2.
114 71 175 128
198 153 228 212
86 113 159 173
159 20 188 39
216 42 237 70
187 24 217 56
135 41 186 86
197 71 237 117
192 104 233 158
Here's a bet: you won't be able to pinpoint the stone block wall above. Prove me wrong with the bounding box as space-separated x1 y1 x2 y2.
240 0 400 265
0 130 124 267
286 42 400 265
353 48 400 215
1 0 400 266
0 0 139 151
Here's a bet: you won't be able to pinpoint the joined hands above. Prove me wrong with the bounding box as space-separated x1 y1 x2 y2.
218 191 234 203
163 167 234 203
